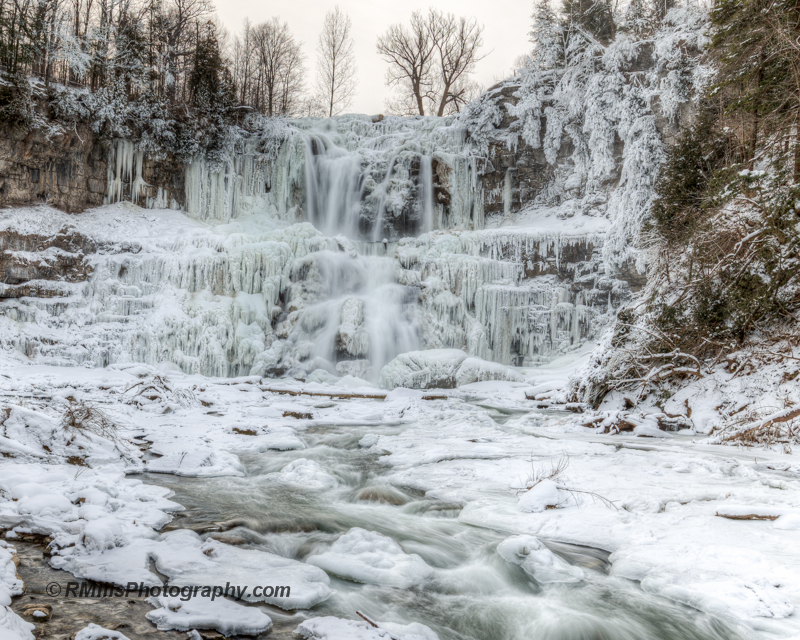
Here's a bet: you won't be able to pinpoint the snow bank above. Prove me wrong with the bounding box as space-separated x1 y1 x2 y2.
307 528 434 588
0 543 33 640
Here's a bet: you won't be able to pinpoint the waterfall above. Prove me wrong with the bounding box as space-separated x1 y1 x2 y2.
0 114 631 380
420 155 435 234
173 115 483 239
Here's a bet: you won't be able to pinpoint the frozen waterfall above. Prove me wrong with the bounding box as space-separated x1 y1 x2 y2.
1 113 631 381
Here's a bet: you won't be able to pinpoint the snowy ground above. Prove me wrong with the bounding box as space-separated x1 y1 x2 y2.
0 351 798 639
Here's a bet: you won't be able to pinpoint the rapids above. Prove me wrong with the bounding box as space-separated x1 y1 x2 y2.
145 406 742 640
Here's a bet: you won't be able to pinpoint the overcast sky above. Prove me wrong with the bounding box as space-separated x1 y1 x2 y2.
215 1 532 115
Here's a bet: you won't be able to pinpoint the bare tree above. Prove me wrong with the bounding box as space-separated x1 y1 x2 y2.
248 17 305 116
377 9 484 116
314 6 356 117
428 11 484 116
376 11 434 115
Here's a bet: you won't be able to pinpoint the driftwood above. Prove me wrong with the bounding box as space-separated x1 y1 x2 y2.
282 410 313 419
261 387 447 401
356 611 400 640
715 512 779 521
722 406 800 443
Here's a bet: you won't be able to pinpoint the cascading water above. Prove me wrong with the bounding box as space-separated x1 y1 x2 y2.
283 248 421 380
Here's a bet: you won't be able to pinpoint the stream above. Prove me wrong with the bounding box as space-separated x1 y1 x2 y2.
142 409 743 640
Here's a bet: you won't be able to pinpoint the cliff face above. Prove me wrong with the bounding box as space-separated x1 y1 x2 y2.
0 126 185 214
0 126 107 213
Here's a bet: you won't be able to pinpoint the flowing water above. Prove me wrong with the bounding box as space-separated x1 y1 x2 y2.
144 408 742 640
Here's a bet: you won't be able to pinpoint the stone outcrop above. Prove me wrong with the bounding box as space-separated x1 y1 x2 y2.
0 124 185 214
0 226 98 298
0 125 107 212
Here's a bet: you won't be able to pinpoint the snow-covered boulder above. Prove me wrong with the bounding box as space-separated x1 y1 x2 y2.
517 479 562 513
379 349 467 389
271 458 338 491
379 350 524 389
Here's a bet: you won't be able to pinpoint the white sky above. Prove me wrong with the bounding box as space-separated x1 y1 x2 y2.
215 0 533 115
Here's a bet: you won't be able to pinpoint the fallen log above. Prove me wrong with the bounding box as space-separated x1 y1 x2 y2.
261 387 447 401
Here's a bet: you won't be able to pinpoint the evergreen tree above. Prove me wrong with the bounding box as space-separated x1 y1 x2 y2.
710 0 800 177
561 0 615 44
622 0 653 37
189 22 234 113
530 0 565 71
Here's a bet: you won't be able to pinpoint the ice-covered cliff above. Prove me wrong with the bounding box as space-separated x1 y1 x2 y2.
0 8 707 383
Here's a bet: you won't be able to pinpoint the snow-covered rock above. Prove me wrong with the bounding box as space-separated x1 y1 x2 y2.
379 349 467 389
517 479 561 513
271 458 338 491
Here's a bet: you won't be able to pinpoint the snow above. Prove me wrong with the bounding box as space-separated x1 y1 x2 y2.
294 616 439 640
153 531 333 609
272 458 339 491
307 527 434 588
379 349 467 389
73 624 131 640
294 616 396 640
0 21 795 634
0 544 32 640
517 479 562 513
0 354 797 638
146 594 272 635
146 447 246 477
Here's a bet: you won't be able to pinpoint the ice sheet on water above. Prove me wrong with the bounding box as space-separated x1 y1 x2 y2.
153 530 332 610
73 624 131 640
146 446 245 477
307 527 434 589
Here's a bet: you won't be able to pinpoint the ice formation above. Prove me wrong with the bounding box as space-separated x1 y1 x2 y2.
496 535 585 583
146 594 273 635
307 527 434 588
0 201 621 381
